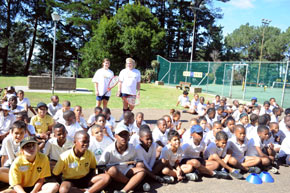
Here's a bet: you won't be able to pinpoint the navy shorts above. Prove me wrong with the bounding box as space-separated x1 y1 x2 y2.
65 171 94 188
120 93 133 98
181 157 205 165
96 96 110 101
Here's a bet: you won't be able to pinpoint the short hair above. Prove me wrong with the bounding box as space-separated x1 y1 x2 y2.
17 90 24 94
157 118 166 125
124 111 134 121
215 95 220 98
183 90 188 95
272 107 280 114
198 116 207 123
103 58 110 63
94 106 102 113
62 100 71 107
200 96 205 101
238 104 244 107
264 114 271 122
217 106 224 111
74 105 82 110
74 130 89 140
263 101 270 106
257 125 269 133
9 95 17 101
136 112 144 117
167 130 180 141
172 110 181 117
190 117 200 124
63 110 75 121
250 114 259 123
225 116 235 126
102 107 111 115
162 115 171 121
11 120 27 131
95 113 106 121
284 115 290 121
213 121 222 127
207 108 215 114
91 124 102 133
269 97 275 101
284 108 290 115
139 125 151 137
51 95 59 100
269 122 278 128
53 123 66 133
258 115 268 126
216 131 228 141
234 124 245 132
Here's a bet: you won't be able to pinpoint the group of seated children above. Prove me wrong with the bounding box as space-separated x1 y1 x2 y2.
0 87 290 193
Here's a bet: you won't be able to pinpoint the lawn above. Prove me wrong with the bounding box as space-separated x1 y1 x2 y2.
0 76 212 109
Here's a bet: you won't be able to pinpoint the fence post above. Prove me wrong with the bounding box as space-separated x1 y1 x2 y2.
281 61 289 107
229 64 234 98
207 62 210 93
243 64 249 100
222 63 227 97
168 62 171 85
185 62 189 83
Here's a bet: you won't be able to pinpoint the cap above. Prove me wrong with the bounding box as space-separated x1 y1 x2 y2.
7 86 15 91
115 123 130 135
1 104 11 111
240 113 248 119
251 97 257 101
37 102 47 109
20 136 38 148
190 125 203 134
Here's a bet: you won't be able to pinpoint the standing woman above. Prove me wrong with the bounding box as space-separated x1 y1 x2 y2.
92 58 114 108
117 58 141 113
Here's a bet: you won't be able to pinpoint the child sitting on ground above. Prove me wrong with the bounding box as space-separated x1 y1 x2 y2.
74 105 88 131
176 90 190 108
132 112 146 134
0 104 16 142
203 121 223 146
162 115 174 130
102 107 116 134
98 124 147 193
135 125 164 182
271 107 282 123
89 124 113 162
196 96 207 116
8 136 59 193
223 117 235 139
204 131 243 179
260 101 272 115
87 106 102 128
171 110 186 136
117 111 135 135
153 118 169 147
205 108 216 128
44 123 73 168
188 94 199 114
47 95 62 116
63 110 83 140
182 118 199 144
227 125 261 174
0 121 26 184
53 131 110 193
181 125 230 179
246 114 259 140
199 116 210 134
17 90 36 115
278 134 290 166
53 100 72 124
160 130 197 182
232 104 245 122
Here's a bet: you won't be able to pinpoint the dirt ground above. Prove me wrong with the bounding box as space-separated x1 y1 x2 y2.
82 108 290 193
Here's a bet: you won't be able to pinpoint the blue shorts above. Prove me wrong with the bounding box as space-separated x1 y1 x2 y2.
120 93 133 98
96 96 110 101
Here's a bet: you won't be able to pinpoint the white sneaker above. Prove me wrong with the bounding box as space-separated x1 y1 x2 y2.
162 176 174 184
185 172 198 181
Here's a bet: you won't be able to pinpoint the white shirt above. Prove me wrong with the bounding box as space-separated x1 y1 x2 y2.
228 137 248 163
246 135 267 157
99 142 137 175
178 95 190 107
27 124 36 135
117 120 134 133
89 136 113 162
232 111 243 122
0 113 16 134
10 105 25 114
88 126 114 141
152 127 169 146
44 137 74 161
87 114 96 125
106 115 116 129
223 127 234 140
132 120 146 134
205 115 214 127
279 122 290 141
260 107 272 115
92 68 114 96
65 122 83 140
47 103 62 116
129 133 140 146
0 135 20 167
204 142 228 159
53 109 65 123
119 68 141 95
182 129 192 144
136 142 158 171
190 99 199 110
203 130 215 146
246 124 258 140
17 98 31 109
160 144 183 167
77 117 88 129
279 136 290 157
182 140 206 159
197 103 207 116
270 114 279 123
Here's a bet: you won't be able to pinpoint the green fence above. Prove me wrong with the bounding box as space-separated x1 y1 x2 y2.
157 55 290 108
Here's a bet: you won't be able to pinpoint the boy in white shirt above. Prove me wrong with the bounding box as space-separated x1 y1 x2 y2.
47 95 62 116
98 124 147 193
227 125 261 174
204 131 243 179
135 125 164 182
176 90 190 108
63 110 83 140
17 90 36 115
271 107 282 123
279 115 290 139
92 58 114 108
102 107 116 133
44 123 73 166
53 100 72 124
132 112 146 134
205 108 216 128
260 101 272 115
89 124 113 162
87 106 102 128
0 104 16 142
232 104 245 122
152 118 169 147
203 121 223 146
8 96 25 114
278 135 290 165
223 117 235 139
74 105 88 131
160 130 197 182
88 114 114 141
188 94 199 114
196 96 207 116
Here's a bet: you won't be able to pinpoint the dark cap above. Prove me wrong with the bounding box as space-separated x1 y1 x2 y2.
20 136 38 148
7 86 15 91
240 113 248 119
37 102 47 109
190 125 203 134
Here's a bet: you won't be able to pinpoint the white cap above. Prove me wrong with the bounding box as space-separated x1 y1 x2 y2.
1 104 11 111
115 123 129 135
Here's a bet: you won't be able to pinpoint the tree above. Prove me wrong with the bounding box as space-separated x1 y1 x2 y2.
80 3 165 77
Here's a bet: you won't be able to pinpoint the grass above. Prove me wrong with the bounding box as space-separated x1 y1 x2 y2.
0 76 212 109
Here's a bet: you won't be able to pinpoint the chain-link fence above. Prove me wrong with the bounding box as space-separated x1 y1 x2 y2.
157 55 290 108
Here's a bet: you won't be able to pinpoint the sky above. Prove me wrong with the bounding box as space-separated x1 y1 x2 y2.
213 0 290 36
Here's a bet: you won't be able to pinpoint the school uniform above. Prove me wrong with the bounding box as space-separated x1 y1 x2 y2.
259 107 272 115
92 68 114 97
278 136 290 164
132 120 147 134
47 103 62 116
89 136 113 161
190 99 199 111
181 140 206 160
160 144 183 167
203 130 215 146
0 134 20 167
178 95 190 107
65 122 83 140
78 117 88 129
9 153 51 188
0 113 16 135
246 135 268 157
99 142 137 175
106 115 116 130
205 115 214 127
44 137 74 161
129 133 140 146
136 142 158 171
152 127 169 146
119 68 141 95
87 114 96 125
197 103 207 116
228 136 248 163
17 97 31 109
10 105 25 114
30 114 54 134
204 142 228 159
223 127 234 140
245 124 257 140
279 122 290 141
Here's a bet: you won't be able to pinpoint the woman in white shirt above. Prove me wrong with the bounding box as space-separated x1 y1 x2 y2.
117 58 141 112
92 58 114 108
